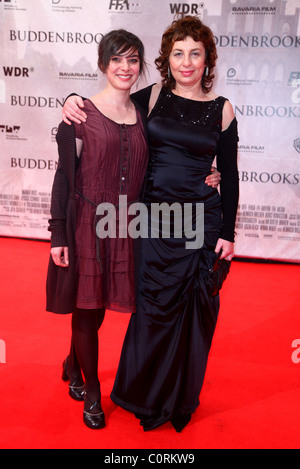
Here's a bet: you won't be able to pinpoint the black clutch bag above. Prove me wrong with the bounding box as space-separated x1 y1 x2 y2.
205 249 231 296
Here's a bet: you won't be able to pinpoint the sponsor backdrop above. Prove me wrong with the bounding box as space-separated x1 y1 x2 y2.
0 0 299 262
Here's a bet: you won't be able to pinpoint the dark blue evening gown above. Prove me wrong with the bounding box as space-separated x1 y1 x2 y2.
111 86 239 431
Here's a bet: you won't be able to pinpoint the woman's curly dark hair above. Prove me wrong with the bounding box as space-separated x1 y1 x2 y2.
155 16 217 93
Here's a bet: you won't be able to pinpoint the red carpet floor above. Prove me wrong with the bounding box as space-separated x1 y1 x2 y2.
0 237 299 449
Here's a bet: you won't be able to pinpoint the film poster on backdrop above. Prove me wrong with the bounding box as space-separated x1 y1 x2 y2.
0 0 299 262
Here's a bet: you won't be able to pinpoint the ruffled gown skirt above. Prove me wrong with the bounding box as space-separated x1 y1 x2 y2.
111 197 221 431
111 95 225 430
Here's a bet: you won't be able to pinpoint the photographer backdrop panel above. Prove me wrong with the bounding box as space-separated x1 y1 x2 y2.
0 0 299 262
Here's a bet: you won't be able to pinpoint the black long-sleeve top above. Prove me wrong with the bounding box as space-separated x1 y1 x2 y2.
131 85 239 242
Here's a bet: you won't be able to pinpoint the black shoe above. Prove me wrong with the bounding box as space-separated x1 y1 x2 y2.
83 395 105 430
62 358 85 401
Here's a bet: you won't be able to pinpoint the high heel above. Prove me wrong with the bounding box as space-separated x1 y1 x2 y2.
61 359 69 382
62 358 85 401
83 395 105 430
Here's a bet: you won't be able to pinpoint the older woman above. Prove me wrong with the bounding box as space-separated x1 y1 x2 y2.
63 16 239 432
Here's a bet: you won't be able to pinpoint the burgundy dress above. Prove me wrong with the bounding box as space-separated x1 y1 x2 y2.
73 99 148 313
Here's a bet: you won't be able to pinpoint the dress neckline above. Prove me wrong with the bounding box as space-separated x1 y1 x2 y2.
86 98 138 126
148 86 226 130
169 90 221 104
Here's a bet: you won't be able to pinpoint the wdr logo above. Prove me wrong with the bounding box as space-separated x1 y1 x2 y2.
0 339 6 364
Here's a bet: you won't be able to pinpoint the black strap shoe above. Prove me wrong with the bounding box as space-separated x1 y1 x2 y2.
83 396 105 430
62 358 85 401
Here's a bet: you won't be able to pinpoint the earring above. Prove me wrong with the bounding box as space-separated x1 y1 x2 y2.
205 66 209 77
168 66 171 79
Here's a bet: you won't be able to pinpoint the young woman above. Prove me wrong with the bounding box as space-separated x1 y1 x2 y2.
46 29 149 429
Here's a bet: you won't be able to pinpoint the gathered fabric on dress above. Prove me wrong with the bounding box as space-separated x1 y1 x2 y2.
111 88 238 430
73 99 148 313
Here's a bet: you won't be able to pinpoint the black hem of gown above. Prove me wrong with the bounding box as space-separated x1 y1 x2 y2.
110 391 198 432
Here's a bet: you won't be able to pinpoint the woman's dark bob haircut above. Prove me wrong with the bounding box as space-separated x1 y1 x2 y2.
155 16 218 93
98 29 146 76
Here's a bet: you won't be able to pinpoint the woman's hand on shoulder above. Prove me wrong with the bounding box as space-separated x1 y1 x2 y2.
222 100 235 131
62 95 87 125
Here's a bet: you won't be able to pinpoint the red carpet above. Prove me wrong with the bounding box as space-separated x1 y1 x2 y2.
0 237 299 449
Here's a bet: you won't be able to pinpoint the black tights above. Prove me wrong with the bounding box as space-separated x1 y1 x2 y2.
68 307 105 408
